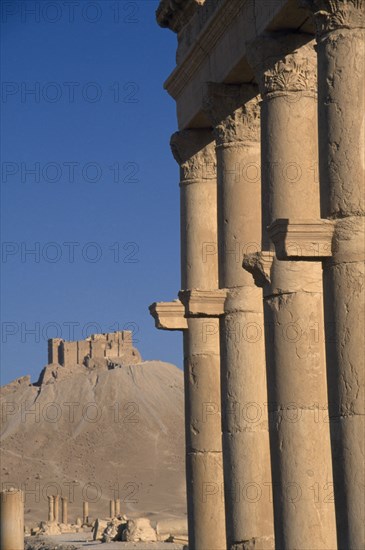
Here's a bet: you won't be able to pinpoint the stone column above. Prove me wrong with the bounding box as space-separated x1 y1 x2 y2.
54 495 60 524
202 83 274 549
244 35 337 549
0 489 24 550
302 3 365 547
168 130 226 550
109 499 115 518
61 497 68 525
48 495 54 522
115 498 120 516
83 501 89 524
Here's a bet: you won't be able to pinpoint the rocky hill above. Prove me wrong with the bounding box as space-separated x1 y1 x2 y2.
0 359 186 527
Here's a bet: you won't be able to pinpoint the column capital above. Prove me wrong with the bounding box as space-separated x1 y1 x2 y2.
170 129 216 181
202 83 260 145
149 300 188 330
246 34 317 97
301 0 365 33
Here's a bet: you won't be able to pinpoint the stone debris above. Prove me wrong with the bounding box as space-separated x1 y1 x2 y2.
92 518 108 541
25 539 77 550
122 518 157 542
156 518 188 542
101 517 127 542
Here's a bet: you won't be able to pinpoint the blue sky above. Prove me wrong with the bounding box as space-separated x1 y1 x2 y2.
1 0 183 385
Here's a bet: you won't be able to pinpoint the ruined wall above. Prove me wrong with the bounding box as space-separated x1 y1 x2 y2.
48 331 141 368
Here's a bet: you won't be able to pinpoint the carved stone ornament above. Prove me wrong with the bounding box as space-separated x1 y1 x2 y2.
246 34 317 96
170 129 217 181
203 83 261 145
301 0 365 34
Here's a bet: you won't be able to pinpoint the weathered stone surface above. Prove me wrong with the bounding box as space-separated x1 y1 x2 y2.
243 33 337 549
201 81 275 548
0 489 24 550
102 517 126 542
47 330 141 369
156 518 188 541
122 518 157 542
92 518 108 541
150 129 227 549
155 1 364 548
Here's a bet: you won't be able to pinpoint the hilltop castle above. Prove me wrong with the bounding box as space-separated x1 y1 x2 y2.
48 331 141 369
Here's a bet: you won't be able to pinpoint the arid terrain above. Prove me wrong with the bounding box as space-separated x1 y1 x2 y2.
0 360 186 528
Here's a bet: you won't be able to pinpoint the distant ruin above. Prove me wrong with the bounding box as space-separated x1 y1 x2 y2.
48 331 141 369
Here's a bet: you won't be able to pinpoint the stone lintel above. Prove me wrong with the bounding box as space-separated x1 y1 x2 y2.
242 251 274 288
149 300 188 331
268 218 334 260
178 289 228 317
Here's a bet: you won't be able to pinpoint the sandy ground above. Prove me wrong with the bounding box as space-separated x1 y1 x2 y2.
25 533 187 549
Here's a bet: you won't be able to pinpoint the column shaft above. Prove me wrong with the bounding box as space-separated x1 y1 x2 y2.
0 489 24 550
171 130 226 550
204 84 274 549
83 501 89 524
247 35 337 549
61 497 68 525
305 2 365 546
109 499 115 518
48 495 54 522
54 495 60 524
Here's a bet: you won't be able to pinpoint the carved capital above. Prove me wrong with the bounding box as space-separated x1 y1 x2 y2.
246 34 317 97
242 251 274 288
302 0 365 33
149 300 188 331
202 83 260 145
268 219 335 260
170 129 216 181
178 289 228 317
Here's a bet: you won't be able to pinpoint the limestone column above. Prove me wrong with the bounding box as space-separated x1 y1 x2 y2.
202 83 274 549
115 498 121 516
302 3 365 547
83 501 89 524
61 496 68 525
169 130 226 550
244 35 337 549
48 495 54 522
54 495 60 524
109 499 115 518
0 489 24 550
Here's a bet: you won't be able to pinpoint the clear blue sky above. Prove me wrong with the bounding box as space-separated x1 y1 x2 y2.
1 0 183 385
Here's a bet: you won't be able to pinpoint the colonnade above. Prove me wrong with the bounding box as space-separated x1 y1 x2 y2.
151 1 364 548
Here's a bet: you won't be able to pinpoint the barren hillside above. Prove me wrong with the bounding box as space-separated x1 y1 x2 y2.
0 361 186 526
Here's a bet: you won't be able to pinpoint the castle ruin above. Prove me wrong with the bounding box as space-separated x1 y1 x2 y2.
48 331 141 369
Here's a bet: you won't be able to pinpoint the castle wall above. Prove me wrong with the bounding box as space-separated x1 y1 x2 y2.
48 331 140 368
